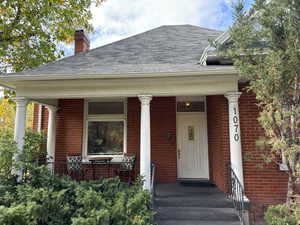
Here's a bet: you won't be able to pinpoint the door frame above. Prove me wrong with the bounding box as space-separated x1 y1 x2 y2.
176 96 209 179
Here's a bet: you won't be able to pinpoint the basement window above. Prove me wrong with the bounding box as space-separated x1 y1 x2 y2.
84 100 127 157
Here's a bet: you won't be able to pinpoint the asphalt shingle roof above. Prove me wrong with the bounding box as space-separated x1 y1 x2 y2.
14 25 226 76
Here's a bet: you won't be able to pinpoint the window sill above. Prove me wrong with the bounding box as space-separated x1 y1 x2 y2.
83 155 124 163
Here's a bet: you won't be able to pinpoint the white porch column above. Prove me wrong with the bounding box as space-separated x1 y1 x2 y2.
13 97 28 180
46 105 58 171
225 92 244 187
138 95 152 190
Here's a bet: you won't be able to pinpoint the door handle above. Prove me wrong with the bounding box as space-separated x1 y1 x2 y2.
177 149 181 159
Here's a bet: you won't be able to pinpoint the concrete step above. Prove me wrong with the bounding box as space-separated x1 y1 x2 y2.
154 207 240 221
155 220 242 225
155 186 224 198
155 196 233 208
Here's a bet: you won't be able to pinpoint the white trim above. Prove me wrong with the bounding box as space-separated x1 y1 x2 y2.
0 70 238 92
14 74 239 99
82 99 127 159
0 69 238 82
199 31 231 65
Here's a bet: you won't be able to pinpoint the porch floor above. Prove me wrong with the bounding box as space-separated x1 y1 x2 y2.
154 181 241 225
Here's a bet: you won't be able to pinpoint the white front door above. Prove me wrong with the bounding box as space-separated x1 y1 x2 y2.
177 113 209 179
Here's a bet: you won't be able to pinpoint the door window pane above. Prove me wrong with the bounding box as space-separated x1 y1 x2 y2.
88 121 124 155
188 126 194 141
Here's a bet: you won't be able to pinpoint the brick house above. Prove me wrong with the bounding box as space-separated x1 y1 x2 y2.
0 25 288 222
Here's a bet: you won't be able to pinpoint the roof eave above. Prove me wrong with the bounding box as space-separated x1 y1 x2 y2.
0 68 239 90
2 68 239 81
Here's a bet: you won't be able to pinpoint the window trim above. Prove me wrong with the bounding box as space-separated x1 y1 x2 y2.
82 99 127 159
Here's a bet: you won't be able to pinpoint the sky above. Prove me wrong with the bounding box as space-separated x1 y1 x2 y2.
0 0 254 97
63 0 254 54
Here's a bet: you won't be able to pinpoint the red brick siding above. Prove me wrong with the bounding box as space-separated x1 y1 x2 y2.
239 84 288 207
151 97 177 182
41 106 48 133
55 99 84 161
207 95 230 193
127 97 177 182
127 98 141 174
32 104 39 131
32 104 48 134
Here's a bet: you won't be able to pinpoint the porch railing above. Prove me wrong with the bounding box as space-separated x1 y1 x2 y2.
228 164 247 225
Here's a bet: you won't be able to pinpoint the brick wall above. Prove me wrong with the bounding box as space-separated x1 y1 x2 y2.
32 104 39 131
127 97 177 182
32 104 48 134
127 98 140 178
207 95 230 192
55 99 84 161
239 84 288 208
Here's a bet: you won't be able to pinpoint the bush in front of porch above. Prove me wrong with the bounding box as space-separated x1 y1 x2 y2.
0 130 154 225
265 203 300 225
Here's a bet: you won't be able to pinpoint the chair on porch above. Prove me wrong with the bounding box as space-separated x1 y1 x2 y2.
66 154 87 180
115 155 136 184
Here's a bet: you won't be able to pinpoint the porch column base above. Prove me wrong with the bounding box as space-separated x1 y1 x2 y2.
138 95 152 190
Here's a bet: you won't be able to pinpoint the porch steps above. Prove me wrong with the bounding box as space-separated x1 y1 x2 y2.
154 182 241 225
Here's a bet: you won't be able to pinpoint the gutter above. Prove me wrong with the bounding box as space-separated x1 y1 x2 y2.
0 68 238 82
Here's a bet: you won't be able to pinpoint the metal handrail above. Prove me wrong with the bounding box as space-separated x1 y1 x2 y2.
150 163 156 210
228 164 246 225
150 163 156 196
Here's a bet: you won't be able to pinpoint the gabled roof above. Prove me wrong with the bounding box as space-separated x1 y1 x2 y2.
9 25 228 76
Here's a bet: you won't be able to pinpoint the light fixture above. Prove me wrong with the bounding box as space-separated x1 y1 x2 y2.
185 102 191 107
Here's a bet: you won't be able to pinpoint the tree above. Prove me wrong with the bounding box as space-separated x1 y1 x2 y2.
0 97 34 131
217 0 300 205
0 0 104 122
0 0 103 75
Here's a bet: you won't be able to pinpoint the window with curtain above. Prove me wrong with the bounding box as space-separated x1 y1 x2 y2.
86 101 126 156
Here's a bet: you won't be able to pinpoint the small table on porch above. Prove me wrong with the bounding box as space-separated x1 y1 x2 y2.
82 157 113 180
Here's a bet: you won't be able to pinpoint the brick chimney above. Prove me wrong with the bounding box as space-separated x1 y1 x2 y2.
74 30 90 54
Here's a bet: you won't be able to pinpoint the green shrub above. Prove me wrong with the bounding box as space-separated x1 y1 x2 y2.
0 130 154 225
0 129 46 183
265 203 300 225
0 130 18 180
0 169 154 225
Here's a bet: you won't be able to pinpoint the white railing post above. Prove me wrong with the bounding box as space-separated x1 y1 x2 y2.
225 92 244 187
138 95 152 190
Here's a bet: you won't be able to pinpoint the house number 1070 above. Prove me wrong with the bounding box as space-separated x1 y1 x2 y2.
233 107 239 142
